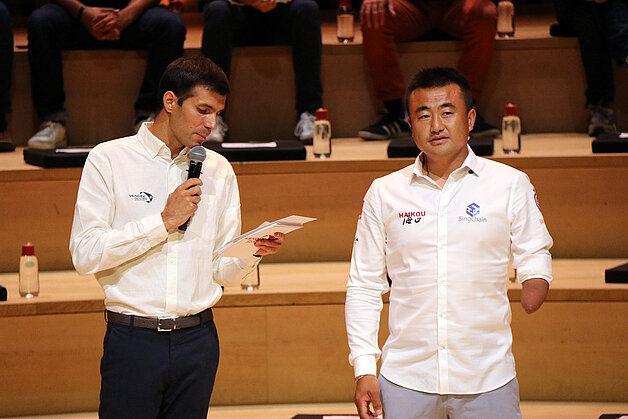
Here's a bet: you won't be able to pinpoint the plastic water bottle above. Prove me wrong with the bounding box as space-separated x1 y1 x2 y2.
502 103 521 154
19 242 39 298
313 108 331 158
497 0 515 38
337 0 355 43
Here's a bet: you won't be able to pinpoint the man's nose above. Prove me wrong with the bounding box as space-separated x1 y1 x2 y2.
205 114 217 130
430 115 444 133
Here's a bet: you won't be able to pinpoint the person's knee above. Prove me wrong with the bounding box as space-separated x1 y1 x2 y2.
151 9 187 41
289 0 320 23
28 4 65 39
203 0 232 25
463 0 497 29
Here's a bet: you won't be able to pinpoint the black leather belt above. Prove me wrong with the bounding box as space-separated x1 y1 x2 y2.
105 308 213 332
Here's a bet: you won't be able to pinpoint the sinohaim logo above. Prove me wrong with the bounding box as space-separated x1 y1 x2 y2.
466 203 480 217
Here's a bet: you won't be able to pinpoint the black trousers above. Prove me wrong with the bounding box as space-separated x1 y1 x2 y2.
27 4 186 122
554 0 615 107
0 1 12 130
201 0 323 115
99 320 220 419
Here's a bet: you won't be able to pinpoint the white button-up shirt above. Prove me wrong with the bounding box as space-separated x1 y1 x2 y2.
70 124 259 318
345 147 553 395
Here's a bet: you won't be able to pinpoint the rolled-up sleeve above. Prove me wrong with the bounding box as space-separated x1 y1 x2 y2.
510 173 553 284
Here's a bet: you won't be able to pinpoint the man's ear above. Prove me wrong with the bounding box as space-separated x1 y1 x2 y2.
467 108 477 132
407 116 412 127
163 91 177 114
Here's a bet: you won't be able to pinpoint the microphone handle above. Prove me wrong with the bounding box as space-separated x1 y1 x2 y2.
179 161 203 231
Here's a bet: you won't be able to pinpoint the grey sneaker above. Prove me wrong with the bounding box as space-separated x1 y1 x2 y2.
134 113 156 133
294 111 316 144
27 121 68 149
206 115 228 143
588 105 616 136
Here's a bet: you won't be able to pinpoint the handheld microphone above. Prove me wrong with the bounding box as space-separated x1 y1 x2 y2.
179 145 207 232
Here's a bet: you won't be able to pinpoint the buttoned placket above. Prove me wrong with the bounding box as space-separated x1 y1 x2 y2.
436 174 452 394
164 151 184 316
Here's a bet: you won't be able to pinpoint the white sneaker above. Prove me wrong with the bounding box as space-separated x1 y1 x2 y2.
27 121 68 149
206 115 228 143
294 111 316 144
134 113 156 133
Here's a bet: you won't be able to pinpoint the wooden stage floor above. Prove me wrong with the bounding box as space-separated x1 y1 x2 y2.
7 401 628 419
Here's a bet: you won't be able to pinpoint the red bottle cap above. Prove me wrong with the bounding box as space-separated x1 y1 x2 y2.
505 103 518 117
315 108 329 121
22 242 35 256
339 0 351 6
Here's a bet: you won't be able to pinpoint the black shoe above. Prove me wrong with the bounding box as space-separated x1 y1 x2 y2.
359 113 410 140
0 130 16 152
471 114 500 138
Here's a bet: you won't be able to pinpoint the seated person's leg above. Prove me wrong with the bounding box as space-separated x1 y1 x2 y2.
441 0 499 138
554 0 616 135
119 6 186 130
359 0 428 140
284 0 323 143
27 3 85 149
0 1 14 150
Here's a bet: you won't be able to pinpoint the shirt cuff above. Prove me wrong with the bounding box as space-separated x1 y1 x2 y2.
238 255 261 269
139 213 168 247
517 253 553 284
353 355 378 378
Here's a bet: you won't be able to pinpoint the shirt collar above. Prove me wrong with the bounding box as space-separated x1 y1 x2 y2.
137 122 190 160
411 143 482 182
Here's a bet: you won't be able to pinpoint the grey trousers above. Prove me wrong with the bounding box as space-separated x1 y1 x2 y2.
379 375 522 419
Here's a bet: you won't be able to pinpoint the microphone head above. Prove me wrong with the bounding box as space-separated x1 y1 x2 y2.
189 145 207 163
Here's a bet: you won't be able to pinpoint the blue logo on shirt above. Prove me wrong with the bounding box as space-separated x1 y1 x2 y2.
129 191 153 203
466 203 480 217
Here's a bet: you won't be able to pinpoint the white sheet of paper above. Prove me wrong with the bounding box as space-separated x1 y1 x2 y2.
55 148 93 153
217 215 316 258
221 142 278 149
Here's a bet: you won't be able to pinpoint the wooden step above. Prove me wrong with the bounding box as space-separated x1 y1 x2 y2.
1 259 627 416
1 133 627 273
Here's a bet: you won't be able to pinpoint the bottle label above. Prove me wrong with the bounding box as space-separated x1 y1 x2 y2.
337 14 355 39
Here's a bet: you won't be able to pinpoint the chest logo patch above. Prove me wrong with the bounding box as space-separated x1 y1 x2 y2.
129 191 154 203
398 211 426 226
460 202 487 223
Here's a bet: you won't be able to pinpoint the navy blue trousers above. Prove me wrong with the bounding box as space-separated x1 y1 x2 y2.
99 320 220 419
201 0 323 115
27 4 186 122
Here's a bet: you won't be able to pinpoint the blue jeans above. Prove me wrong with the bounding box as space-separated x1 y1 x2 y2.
28 4 186 122
99 319 220 419
202 0 323 115
0 1 12 130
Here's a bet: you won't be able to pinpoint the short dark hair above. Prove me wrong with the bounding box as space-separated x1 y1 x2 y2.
405 67 474 115
158 57 230 109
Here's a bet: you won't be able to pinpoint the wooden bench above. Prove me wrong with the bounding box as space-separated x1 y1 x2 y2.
1 259 627 416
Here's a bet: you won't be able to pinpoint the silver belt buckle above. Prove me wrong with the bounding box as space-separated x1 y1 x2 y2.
157 317 176 332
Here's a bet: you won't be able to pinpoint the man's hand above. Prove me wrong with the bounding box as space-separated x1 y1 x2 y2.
521 278 549 314
355 375 383 419
81 7 121 40
360 0 395 30
253 230 285 256
161 178 203 232
242 0 277 13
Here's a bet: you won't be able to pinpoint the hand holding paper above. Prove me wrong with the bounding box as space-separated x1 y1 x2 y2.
217 215 316 258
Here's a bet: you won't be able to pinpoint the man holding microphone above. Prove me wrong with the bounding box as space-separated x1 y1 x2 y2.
70 56 283 418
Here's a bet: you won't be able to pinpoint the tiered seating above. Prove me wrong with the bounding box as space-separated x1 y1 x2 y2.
1 9 627 419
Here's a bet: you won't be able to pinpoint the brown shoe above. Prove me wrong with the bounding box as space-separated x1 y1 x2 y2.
0 130 16 152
